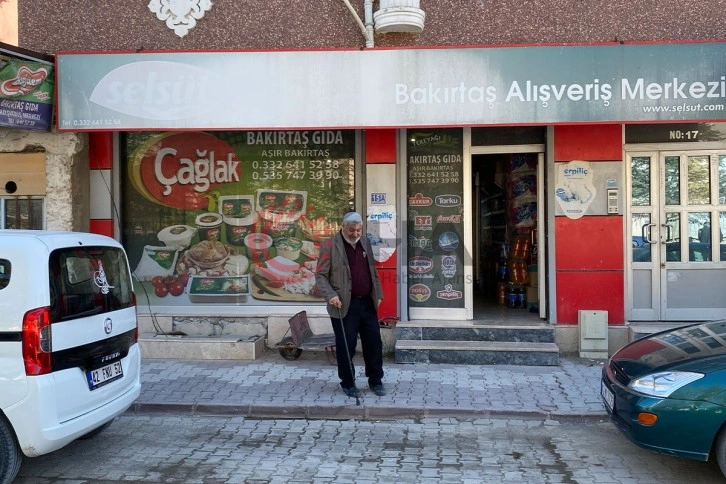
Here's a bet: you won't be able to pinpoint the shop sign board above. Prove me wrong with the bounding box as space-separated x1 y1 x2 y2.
0 57 54 132
56 42 726 131
122 130 355 308
406 128 465 309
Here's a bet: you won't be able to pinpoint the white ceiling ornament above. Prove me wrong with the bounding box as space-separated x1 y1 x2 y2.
148 0 213 38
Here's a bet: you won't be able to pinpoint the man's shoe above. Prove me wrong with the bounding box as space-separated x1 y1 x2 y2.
369 384 387 396
342 386 359 398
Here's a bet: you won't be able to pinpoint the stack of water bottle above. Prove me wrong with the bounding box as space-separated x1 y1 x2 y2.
500 234 531 309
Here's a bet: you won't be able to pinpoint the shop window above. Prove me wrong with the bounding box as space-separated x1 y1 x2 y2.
0 197 44 229
119 130 357 309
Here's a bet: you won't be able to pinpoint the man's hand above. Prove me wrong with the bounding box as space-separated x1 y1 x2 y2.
329 296 342 308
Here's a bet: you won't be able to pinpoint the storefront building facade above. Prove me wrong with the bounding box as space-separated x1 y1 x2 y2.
4 1 726 356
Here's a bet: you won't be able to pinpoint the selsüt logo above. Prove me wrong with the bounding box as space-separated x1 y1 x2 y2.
90 61 212 120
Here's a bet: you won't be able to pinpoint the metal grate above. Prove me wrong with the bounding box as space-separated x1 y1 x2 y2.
1 197 44 229
610 360 631 386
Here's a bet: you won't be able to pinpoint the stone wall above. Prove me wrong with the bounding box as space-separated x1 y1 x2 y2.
0 128 88 231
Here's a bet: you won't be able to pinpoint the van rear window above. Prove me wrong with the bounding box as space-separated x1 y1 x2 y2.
49 246 134 322
0 259 9 290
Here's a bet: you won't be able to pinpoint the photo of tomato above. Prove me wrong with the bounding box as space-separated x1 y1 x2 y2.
168 281 185 296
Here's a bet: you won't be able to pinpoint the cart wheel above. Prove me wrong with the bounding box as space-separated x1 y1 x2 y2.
325 346 337 366
278 337 302 360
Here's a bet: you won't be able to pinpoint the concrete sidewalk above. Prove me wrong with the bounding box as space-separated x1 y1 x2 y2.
131 349 609 421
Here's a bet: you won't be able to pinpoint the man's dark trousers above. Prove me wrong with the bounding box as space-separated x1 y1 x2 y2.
330 296 383 389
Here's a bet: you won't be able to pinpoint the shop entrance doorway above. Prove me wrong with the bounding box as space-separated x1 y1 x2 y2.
627 149 726 321
471 152 544 321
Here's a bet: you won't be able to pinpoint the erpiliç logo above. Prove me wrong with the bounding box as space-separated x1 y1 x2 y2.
563 167 589 176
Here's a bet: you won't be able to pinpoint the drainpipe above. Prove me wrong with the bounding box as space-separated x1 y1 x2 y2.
342 0 375 48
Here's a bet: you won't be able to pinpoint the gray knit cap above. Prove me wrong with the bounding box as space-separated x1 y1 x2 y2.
342 211 363 225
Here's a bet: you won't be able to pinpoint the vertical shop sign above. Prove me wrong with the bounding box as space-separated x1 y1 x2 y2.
122 130 355 308
406 128 465 308
0 58 54 131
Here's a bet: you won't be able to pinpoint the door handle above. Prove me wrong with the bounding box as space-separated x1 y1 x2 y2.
642 223 657 244
661 224 673 243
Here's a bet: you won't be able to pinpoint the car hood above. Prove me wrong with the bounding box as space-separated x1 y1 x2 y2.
611 320 726 379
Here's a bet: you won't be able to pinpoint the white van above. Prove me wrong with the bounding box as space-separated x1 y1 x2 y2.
0 231 141 484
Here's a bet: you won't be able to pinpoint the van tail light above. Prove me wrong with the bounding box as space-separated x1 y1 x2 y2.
22 307 53 376
131 291 138 343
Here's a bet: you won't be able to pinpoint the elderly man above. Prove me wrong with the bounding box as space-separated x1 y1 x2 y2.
314 211 386 398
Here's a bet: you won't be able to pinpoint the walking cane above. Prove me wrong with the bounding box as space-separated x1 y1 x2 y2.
337 305 361 406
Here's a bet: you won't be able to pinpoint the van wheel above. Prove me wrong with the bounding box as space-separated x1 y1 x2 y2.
0 416 22 484
78 419 114 440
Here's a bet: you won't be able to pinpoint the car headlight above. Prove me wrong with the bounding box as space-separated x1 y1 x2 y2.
628 371 704 397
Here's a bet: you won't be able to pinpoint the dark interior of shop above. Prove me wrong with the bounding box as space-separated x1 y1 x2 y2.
472 154 541 321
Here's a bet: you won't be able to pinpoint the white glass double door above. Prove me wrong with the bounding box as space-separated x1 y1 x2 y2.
628 150 726 321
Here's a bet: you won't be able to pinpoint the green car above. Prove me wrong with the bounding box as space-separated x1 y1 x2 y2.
601 320 726 476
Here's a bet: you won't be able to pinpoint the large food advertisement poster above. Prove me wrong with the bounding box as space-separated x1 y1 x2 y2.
121 130 355 307
406 128 465 308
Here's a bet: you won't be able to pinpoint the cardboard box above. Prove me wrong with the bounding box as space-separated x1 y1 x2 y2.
528 265 538 287
526 285 538 303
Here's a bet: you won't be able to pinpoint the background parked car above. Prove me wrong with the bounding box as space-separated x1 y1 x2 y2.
601 320 726 477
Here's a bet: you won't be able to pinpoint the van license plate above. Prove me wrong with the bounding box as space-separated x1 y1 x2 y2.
87 361 123 390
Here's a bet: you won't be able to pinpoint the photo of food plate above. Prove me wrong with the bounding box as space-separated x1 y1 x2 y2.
249 256 323 301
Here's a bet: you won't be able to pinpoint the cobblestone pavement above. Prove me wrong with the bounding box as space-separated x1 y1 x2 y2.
133 351 607 420
16 414 725 483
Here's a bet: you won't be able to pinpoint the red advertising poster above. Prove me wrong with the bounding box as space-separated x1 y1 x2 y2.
121 130 356 307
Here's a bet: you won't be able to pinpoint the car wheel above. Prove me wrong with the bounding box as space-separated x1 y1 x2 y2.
0 415 22 484
715 426 726 477
78 419 114 440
